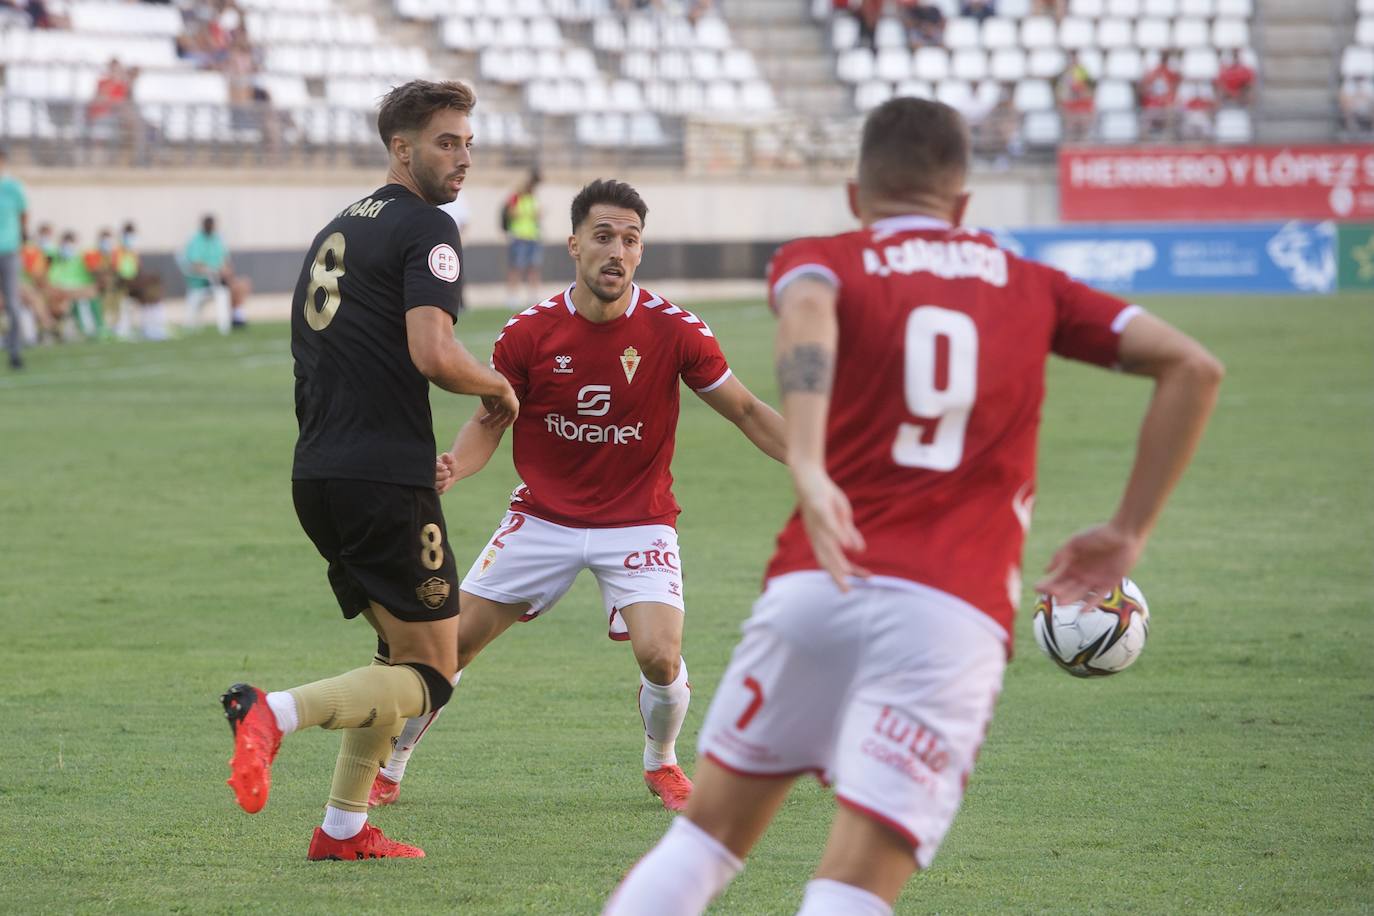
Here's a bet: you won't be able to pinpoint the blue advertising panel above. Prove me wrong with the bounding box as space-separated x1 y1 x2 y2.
989 221 1337 294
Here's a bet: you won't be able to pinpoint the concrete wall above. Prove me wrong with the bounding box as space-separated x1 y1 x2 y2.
16 165 1061 294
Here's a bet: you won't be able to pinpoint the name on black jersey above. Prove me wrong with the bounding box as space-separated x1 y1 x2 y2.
337 197 393 220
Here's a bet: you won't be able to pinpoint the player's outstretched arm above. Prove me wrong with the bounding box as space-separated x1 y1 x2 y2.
435 405 508 496
775 276 869 591
406 306 519 428
1037 311 1223 605
695 375 787 463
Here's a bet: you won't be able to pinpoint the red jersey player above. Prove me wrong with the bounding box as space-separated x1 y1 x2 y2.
606 99 1222 915
371 179 786 812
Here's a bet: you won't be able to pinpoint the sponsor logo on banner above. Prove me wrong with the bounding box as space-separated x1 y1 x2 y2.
1060 145 1374 222
620 346 641 383
1038 239 1157 285
1266 221 1337 293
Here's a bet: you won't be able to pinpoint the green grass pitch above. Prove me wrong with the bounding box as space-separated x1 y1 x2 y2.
0 293 1370 914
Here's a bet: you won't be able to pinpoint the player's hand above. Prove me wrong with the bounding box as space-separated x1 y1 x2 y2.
479 382 519 430
435 452 458 496
792 465 869 592
1035 521 1145 607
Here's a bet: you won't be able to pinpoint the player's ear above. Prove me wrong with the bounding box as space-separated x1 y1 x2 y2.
846 180 860 220
567 234 579 260
390 132 411 165
951 191 971 227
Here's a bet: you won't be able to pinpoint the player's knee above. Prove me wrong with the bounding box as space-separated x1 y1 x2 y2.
637 648 681 686
401 662 455 712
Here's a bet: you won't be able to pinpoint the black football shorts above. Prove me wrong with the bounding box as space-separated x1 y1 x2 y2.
292 479 460 622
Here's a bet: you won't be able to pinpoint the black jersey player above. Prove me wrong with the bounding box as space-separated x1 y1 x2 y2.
219 79 519 861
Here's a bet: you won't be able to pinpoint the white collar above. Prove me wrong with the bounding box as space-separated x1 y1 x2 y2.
870 215 953 240
564 283 640 317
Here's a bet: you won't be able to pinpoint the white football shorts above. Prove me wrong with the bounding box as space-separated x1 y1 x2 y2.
460 511 685 640
696 571 1007 869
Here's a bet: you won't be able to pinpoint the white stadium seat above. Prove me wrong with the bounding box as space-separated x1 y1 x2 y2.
1342 46 1374 77
721 49 760 81
705 80 738 112
856 80 894 111
1135 18 1171 49
694 16 731 49
135 70 228 105
936 79 976 115
913 47 951 81
1027 47 1067 78
895 79 934 99
982 17 1019 49
1361 0 1374 13
1358 18 1374 46
1094 79 1135 111
1099 110 1139 142
1104 47 1144 80
1181 47 1219 80
1020 17 1057 49
1178 0 1214 17
255 74 309 107
1215 108 1252 143
1097 18 1133 48
1078 47 1104 78
1141 0 1178 16
660 16 694 48
1212 19 1249 49
1022 110 1062 145
838 47 876 83
1172 18 1209 49
621 50 652 80
1012 78 1054 111
876 48 912 82
1104 0 1141 15
1069 0 1104 17
875 17 908 49
944 18 982 50
610 79 645 111
592 17 625 51
989 47 1028 81
690 49 720 81
999 0 1032 16
1058 17 1095 49
740 81 776 112
628 112 666 147
952 48 988 81
564 47 598 79
70 1 183 35
832 16 860 51
657 50 689 80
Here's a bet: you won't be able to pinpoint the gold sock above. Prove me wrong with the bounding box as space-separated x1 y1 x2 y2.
289 664 429 731
326 657 406 813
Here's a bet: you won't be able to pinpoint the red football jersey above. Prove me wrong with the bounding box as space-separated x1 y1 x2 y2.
765 215 1142 636
493 283 732 528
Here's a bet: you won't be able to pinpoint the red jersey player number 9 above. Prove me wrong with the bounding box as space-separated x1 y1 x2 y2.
894 305 979 472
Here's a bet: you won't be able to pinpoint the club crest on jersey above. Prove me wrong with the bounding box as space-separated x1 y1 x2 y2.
478 547 498 577
416 576 451 610
554 355 574 374
620 346 641 384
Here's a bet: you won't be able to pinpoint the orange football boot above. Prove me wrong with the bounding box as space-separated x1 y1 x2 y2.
220 683 283 814
307 824 425 861
644 764 693 812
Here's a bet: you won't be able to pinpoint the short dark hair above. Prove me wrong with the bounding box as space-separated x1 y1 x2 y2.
570 179 648 232
858 98 969 201
376 79 476 148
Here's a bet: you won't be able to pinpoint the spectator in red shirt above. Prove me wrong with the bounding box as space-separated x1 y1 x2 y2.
87 59 130 120
1178 81 1216 140
898 0 945 47
1139 51 1182 136
1215 51 1255 107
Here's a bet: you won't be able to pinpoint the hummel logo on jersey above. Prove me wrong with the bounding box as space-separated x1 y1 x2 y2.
576 384 612 417
554 355 574 374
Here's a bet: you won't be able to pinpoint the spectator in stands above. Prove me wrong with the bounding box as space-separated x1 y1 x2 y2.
89 59 131 121
503 169 543 309
834 0 883 51
182 214 233 335
687 0 717 23
1139 51 1182 138
1057 50 1095 141
616 0 664 11
1341 77 1374 135
960 0 996 24
898 0 946 47
1215 51 1255 107
1031 0 1066 18
2 0 67 29
0 147 28 369
1178 81 1216 141
47 231 95 337
224 32 258 106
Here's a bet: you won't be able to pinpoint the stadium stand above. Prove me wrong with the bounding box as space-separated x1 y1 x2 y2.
0 0 1355 167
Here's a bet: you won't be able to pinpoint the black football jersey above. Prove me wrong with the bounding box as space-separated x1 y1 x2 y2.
291 184 464 487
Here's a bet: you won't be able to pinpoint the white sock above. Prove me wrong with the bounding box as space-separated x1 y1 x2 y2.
143 303 167 341
796 879 892 916
265 690 299 736
640 658 689 770
603 817 742 916
379 670 461 783
320 805 367 841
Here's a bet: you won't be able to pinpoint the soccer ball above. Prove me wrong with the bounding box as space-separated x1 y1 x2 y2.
1032 578 1150 678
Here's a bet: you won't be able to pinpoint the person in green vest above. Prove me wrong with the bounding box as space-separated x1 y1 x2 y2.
503 168 542 308
0 147 29 369
181 213 232 335
47 230 94 337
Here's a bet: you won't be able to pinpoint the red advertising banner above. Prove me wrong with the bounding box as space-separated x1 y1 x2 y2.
1059 145 1374 222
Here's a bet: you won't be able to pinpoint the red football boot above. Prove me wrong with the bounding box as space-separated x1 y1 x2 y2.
220 683 283 814
644 764 693 812
307 824 425 861
368 773 401 808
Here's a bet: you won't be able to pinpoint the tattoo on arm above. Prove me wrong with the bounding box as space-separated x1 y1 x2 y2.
777 344 833 395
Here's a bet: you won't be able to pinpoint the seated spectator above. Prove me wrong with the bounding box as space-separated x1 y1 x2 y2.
899 0 946 47
687 0 716 22
18 232 59 343
46 231 94 337
1342 77 1374 134
79 228 119 338
181 214 233 335
113 222 169 341
88 60 130 121
1056 50 1095 141
1139 51 1182 137
961 0 996 23
1214 51 1254 108
1178 81 1216 141
1031 0 1066 17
